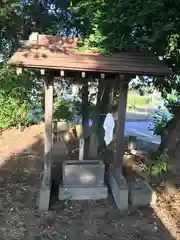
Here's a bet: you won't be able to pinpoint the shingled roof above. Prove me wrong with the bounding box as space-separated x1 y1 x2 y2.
8 33 171 76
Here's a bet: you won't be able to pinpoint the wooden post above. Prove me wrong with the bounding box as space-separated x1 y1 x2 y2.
79 138 85 160
114 77 129 170
97 79 111 154
96 79 103 154
82 82 89 159
44 73 53 184
38 72 53 211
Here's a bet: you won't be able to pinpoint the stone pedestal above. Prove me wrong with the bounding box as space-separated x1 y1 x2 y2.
108 165 129 210
59 160 108 200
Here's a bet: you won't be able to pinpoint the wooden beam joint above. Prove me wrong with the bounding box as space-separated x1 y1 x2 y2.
40 69 45 75
100 73 105 79
16 67 23 75
60 70 65 77
81 72 86 78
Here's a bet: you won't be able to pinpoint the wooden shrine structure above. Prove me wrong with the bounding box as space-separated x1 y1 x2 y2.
8 33 171 210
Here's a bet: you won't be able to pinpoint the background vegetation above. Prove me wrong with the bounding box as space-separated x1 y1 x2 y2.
0 0 180 161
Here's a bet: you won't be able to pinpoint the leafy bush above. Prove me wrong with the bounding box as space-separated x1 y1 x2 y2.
73 99 96 117
149 109 173 136
0 96 29 129
0 64 44 129
54 99 73 122
149 150 169 177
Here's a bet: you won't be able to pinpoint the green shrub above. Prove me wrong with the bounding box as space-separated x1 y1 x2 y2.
149 150 169 177
0 64 42 129
149 109 172 136
0 96 29 129
54 99 73 122
72 99 96 118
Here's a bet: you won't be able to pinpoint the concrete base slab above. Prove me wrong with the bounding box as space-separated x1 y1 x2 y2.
128 179 155 207
59 185 108 200
108 165 128 210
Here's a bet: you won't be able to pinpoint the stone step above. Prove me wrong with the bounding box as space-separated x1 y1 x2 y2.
59 185 108 200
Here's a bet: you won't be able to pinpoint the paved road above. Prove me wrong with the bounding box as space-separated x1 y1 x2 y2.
125 121 160 144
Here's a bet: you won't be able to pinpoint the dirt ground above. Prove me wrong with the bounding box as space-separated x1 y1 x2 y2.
0 125 178 239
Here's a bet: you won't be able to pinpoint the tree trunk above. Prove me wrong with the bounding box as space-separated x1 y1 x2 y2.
158 110 180 158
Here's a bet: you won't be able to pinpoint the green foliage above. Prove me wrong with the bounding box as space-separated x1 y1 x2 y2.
0 96 29 129
0 64 33 99
165 99 180 115
0 64 44 129
1 0 180 138
0 64 30 129
54 99 73 122
149 109 171 136
72 0 180 57
0 1 73 59
54 96 96 123
0 2 75 129
72 99 96 118
149 150 169 177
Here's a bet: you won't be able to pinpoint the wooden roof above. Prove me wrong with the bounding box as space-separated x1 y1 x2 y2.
8 33 171 76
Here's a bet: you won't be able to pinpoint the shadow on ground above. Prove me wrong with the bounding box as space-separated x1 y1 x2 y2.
0 125 176 239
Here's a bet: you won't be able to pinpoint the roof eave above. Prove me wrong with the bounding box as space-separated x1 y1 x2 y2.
8 59 172 77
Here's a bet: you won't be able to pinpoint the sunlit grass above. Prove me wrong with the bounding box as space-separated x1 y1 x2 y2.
127 91 150 107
